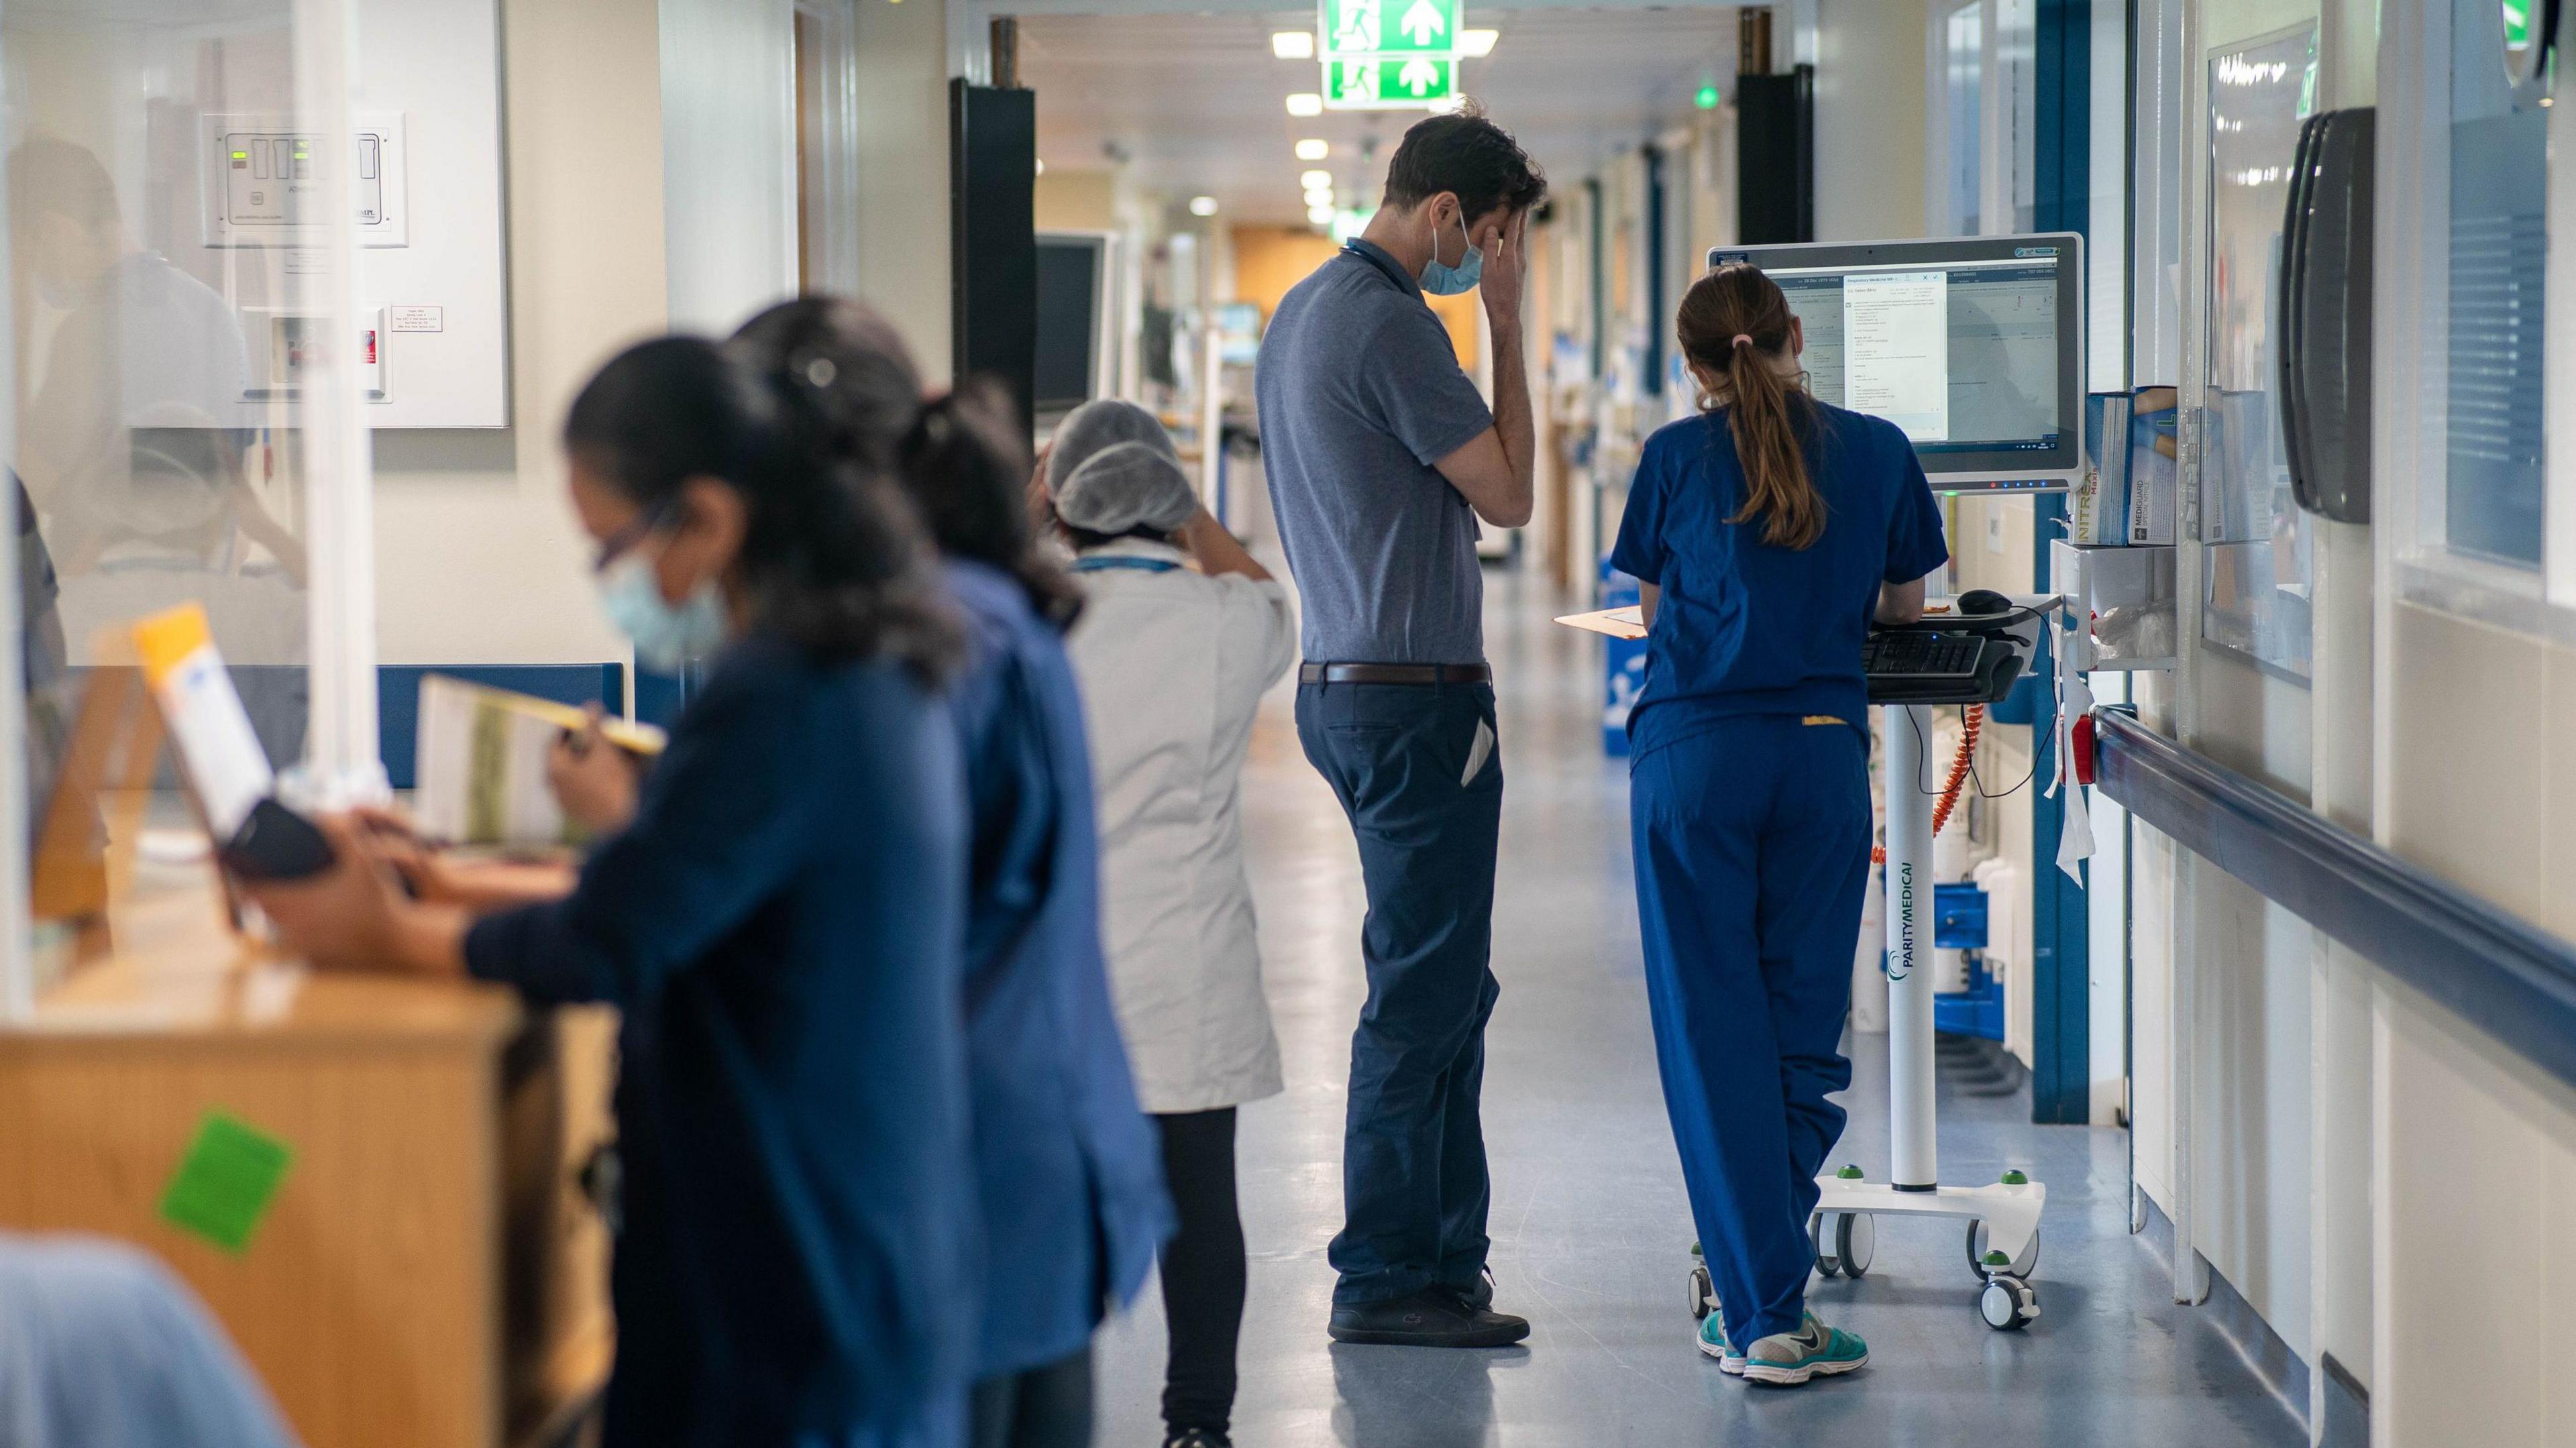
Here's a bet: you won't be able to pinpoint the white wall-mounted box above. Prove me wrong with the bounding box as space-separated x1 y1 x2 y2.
2050 539 2180 671
203 113 410 249
196 0 507 429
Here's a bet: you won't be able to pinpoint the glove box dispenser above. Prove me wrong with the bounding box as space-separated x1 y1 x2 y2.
2049 540 2178 672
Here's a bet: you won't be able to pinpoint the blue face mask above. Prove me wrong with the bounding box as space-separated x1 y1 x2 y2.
598 549 727 673
1419 209 1483 296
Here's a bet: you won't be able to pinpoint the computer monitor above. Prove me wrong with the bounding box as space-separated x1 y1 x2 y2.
1034 230 1122 422
1705 233 2085 492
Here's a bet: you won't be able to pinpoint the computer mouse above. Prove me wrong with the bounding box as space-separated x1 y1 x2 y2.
1957 588 2013 616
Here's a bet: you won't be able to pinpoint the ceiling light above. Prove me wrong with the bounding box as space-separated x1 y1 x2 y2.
1034 158 1047 176
1189 195 1220 217
1307 203 1335 225
1295 138 1330 161
1305 187 1334 207
1459 28 1499 57
1272 30 1315 59
1286 92 1324 117
1299 168 1333 190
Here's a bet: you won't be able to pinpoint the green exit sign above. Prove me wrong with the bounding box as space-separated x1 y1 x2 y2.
1324 56 1457 109
2502 0 2531 46
1319 0 1463 58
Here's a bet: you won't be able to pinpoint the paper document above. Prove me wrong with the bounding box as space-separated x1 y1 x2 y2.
131 604 274 838
1843 270 1951 441
413 675 663 848
1554 606 1648 640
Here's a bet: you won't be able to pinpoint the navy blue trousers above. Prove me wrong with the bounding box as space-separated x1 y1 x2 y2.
1295 680 1503 1306
1629 716 1871 1348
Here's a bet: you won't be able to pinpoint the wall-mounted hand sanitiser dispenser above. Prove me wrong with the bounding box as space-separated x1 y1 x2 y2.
2276 107 2372 525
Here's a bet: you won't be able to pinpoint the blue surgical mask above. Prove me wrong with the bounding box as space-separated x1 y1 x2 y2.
598 549 727 673
1419 210 1483 296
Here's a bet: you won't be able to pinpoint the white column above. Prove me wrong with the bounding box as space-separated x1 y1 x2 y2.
1884 702 1939 1189
292 0 385 804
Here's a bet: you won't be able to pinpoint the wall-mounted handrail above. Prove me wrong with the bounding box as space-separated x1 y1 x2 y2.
2092 708 2576 1093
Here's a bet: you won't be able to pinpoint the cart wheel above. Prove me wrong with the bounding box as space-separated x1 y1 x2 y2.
1980 1274 2039 1329
1688 1264 1717 1322
1835 1211 1875 1280
1811 1213 1842 1277
1966 1220 2040 1280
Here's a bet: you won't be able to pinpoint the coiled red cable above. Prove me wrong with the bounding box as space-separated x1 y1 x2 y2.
1872 704 1982 866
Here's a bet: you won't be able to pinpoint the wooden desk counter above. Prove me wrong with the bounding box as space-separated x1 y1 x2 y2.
0 865 614 1448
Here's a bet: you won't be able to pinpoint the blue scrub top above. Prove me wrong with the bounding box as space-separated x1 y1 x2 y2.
1611 401 1949 755
943 560 1173 1378
465 633 977 1447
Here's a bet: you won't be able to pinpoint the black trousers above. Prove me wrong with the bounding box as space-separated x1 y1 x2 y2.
967 1345 1092 1448
1156 1107 1245 1437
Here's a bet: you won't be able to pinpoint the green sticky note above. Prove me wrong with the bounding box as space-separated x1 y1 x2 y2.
160 1111 294 1254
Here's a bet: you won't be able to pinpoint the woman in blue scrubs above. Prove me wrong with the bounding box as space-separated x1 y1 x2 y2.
1613 264 1948 1387
250 337 979 1445
733 300 1171 1448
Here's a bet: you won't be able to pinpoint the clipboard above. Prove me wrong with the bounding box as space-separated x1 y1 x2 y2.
1553 606 1648 641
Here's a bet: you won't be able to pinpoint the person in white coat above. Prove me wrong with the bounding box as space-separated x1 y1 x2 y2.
1044 400 1295 1448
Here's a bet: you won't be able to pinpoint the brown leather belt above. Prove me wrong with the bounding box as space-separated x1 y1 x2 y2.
1297 662 1493 685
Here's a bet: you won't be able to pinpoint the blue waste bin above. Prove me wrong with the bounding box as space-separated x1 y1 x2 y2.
1600 559 1646 757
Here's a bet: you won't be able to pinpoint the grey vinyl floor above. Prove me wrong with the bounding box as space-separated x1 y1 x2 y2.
1087 555 2306 1448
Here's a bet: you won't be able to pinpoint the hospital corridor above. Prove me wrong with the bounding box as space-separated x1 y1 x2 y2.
1085 549 2312 1445
0 0 2569 1446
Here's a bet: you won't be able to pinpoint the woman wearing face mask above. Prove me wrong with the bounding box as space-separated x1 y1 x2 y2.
249 336 979 1448
731 298 1169 1448
1614 264 1947 1388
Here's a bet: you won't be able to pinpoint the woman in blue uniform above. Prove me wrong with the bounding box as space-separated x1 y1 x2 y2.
1613 264 1948 1387
733 299 1171 1448
250 337 979 1445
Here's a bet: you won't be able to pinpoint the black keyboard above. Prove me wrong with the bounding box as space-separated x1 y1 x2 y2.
1864 630 1988 679
1864 628 2025 704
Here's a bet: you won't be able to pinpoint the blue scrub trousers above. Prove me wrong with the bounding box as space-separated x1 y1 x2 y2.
1629 714 1872 1349
1296 679 1503 1306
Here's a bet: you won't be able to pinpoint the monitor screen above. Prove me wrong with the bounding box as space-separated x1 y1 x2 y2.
1707 234 2084 490
1034 233 1106 414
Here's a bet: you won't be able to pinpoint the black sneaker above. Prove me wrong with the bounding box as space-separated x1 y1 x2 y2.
1328 1288 1531 1347
1163 1431 1231 1448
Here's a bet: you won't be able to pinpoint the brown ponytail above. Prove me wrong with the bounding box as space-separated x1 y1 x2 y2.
1676 263 1824 550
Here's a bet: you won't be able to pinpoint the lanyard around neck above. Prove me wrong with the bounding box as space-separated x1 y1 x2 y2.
1072 555 1181 573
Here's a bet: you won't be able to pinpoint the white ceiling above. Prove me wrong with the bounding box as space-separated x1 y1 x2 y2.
1020 5 1738 226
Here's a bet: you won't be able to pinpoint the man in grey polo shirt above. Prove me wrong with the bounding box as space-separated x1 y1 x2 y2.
1254 106 1542 1349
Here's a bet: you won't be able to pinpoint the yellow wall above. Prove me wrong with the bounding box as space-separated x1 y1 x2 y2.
1034 169 1118 231
1228 225 1481 371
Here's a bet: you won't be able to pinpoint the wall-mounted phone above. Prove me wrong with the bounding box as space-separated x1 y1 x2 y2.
202 113 409 249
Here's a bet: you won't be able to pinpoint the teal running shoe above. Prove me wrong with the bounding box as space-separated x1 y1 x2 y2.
1741 1311 1868 1386
1695 1313 1747 1375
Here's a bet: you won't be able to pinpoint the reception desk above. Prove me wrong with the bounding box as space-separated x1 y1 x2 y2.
0 862 614 1448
